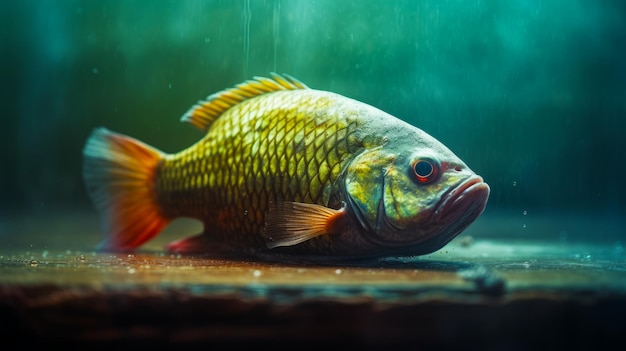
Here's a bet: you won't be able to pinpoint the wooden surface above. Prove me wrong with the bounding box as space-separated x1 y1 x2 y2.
1 211 625 348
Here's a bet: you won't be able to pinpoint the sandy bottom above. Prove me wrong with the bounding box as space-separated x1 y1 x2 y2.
0 210 624 348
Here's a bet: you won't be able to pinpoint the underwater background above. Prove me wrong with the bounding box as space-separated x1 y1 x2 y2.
1 0 625 242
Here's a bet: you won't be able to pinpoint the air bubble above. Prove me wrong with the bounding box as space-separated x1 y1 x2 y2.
29 259 38 267
335 269 343 275
252 270 262 277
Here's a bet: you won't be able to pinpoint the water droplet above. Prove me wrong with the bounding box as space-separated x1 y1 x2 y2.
127 254 135 258
523 261 530 269
522 210 528 216
252 270 262 277
512 181 517 187
77 254 86 262
168 83 172 89
92 67 99 74
243 210 249 216
127 268 137 274
29 259 38 267
335 269 343 275
522 223 527 228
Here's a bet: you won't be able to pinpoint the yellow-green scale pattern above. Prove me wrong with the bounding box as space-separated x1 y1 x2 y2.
156 90 362 248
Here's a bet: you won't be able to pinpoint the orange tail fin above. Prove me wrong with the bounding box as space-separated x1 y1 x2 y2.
83 128 169 251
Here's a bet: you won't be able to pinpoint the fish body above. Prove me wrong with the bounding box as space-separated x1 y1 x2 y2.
83 74 489 259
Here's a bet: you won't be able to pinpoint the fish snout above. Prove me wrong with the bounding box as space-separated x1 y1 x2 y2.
434 175 490 229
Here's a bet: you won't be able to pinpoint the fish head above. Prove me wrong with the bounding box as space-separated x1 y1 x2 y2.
344 128 490 255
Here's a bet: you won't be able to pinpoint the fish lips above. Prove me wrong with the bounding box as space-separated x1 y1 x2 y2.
433 175 490 232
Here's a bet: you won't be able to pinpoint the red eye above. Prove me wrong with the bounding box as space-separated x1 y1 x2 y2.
411 157 440 184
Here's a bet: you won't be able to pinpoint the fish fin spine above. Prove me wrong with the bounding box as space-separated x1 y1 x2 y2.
263 201 346 249
83 128 169 251
180 72 309 132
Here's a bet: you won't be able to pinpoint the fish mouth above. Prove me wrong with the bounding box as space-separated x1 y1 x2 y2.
433 175 490 228
387 174 490 255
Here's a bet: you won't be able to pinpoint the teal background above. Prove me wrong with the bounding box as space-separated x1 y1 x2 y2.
1 1 625 233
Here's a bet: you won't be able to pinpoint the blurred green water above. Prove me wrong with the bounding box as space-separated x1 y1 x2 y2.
1 0 624 225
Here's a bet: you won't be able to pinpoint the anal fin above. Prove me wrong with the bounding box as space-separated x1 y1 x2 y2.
165 233 218 254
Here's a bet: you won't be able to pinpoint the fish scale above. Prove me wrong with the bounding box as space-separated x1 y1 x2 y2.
155 89 360 249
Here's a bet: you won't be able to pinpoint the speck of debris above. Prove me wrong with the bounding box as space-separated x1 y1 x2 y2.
458 236 474 248
458 265 506 296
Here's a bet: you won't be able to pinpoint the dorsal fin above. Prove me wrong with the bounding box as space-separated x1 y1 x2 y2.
180 73 309 132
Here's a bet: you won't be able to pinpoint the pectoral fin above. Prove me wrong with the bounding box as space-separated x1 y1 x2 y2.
263 201 347 249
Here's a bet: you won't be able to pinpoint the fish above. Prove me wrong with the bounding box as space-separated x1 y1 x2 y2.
83 73 490 260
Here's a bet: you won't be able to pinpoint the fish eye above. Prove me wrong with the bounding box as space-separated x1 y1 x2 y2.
411 157 440 184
